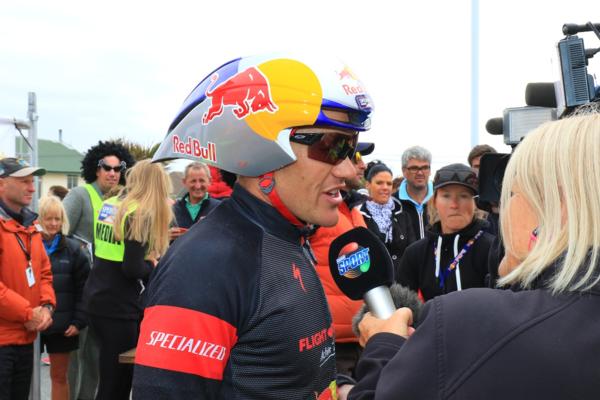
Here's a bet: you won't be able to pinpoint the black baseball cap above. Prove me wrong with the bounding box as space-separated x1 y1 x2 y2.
0 158 46 178
355 142 375 156
433 163 478 194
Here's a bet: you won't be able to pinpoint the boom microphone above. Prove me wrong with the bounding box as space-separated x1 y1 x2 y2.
525 82 557 108
563 22 600 36
329 227 396 319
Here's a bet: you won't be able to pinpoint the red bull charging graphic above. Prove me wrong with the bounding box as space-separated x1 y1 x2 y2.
202 67 278 125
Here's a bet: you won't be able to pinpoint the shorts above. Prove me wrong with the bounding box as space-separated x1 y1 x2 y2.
40 332 79 354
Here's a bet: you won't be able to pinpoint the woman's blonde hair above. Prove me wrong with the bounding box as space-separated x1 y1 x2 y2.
38 195 69 235
113 159 173 257
498 114 600 293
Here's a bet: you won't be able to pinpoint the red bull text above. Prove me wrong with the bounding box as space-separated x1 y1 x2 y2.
202 66 278 125
172 135 217 162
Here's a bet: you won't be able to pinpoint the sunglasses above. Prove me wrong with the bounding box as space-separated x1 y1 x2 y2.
290 128 358 165
354 151 363 163
434 170 477 186
98 160 126 173
406 165 431 174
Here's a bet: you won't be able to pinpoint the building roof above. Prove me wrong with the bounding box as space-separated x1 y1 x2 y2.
16 137 82 174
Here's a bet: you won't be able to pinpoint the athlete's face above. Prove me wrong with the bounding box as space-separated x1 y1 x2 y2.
274 137 356 227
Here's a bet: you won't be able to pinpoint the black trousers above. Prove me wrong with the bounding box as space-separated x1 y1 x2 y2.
88 315 140 400
0 343 34 400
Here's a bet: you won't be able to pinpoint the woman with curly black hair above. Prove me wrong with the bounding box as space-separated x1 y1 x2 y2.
62 140 134 400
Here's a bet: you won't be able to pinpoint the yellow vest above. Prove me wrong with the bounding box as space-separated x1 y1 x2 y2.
94 196 137 262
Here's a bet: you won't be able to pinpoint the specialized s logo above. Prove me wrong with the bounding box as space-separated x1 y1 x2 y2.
292 263 306 292
336 247 371 278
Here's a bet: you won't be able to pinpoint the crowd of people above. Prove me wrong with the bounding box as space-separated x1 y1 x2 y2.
1 53 599 400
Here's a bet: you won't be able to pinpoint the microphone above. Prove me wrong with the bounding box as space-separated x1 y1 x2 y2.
485 117 503 136
563 22 600 36
525 82 557 108
328 227 396 319
352 283 424 337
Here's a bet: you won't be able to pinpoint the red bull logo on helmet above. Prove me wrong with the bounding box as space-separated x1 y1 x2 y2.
202 66 278 125
172 135 218 163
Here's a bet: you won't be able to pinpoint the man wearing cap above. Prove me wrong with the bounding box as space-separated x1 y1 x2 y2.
62 140 135 400
133 55 374 400
0 157 56 400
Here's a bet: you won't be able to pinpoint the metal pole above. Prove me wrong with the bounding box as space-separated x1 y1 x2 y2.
27 92 41 400
471 0 480 148
27 92 39 212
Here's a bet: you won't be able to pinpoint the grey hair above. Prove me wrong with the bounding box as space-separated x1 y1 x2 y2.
563 100 600 118
184 161 211 180
401 146 432 168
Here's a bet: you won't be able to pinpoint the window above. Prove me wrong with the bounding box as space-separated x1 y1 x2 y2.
67 174 79 189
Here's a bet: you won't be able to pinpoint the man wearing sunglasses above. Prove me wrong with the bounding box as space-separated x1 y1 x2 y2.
134 55 373 400
62 140 135 400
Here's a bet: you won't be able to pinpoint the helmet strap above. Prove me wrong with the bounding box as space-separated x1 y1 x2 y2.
258 172 305 228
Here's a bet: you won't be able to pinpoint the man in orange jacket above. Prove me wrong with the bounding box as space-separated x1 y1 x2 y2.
310 142 374 396
0 157 56 400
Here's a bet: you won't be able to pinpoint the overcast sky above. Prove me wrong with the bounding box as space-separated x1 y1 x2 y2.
1 0 598 174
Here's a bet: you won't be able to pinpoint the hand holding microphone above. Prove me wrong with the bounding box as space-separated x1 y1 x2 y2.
329 227 423 345
328 227 396 319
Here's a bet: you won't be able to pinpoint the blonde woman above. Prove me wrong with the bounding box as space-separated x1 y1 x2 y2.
350 114 600 399
39 196 90 400
83 159 172 400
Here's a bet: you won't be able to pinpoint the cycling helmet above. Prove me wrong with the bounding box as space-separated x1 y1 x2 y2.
152 54 374 176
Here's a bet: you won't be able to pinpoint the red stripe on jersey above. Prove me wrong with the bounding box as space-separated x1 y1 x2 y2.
135 305 238 380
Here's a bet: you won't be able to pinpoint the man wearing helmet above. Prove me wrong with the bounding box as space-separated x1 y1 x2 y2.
133 55 373 400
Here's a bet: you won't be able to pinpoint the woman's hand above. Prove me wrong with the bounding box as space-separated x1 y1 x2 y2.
358 307 415 347
64 324 80 337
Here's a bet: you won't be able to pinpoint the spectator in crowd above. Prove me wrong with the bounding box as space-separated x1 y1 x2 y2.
350 115 600 399
39 196 90 400
311 142 374 386
48 185 69 201
467 143 497 174
0 157 55 400
84 160 173 399
169 161 220 241
360 162 416 272
62 140 135 400
133 54 373 400
391 176 403 195
396 163 494 301
394 146 433 240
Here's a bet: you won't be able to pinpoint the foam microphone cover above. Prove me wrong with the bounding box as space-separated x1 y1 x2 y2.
485 117 503 136
525 82 557 108
328 226 394 301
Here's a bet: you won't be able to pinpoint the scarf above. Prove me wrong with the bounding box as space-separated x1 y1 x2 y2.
43 234 61 256
366 198 395 243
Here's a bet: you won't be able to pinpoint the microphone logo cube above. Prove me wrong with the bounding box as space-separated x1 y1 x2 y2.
336 247 371 278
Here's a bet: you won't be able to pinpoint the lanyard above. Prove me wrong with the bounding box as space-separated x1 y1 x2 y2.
14 233 32 266
435 230 483 289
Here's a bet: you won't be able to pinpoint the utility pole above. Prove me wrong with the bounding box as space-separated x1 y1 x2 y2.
471 0 480 148
27 92 39 211
27 92 41 400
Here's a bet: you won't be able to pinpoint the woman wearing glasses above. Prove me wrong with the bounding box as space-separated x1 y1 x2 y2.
84 159 173 400
350 114 600 400
360 162 417 271
396 163 494 301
